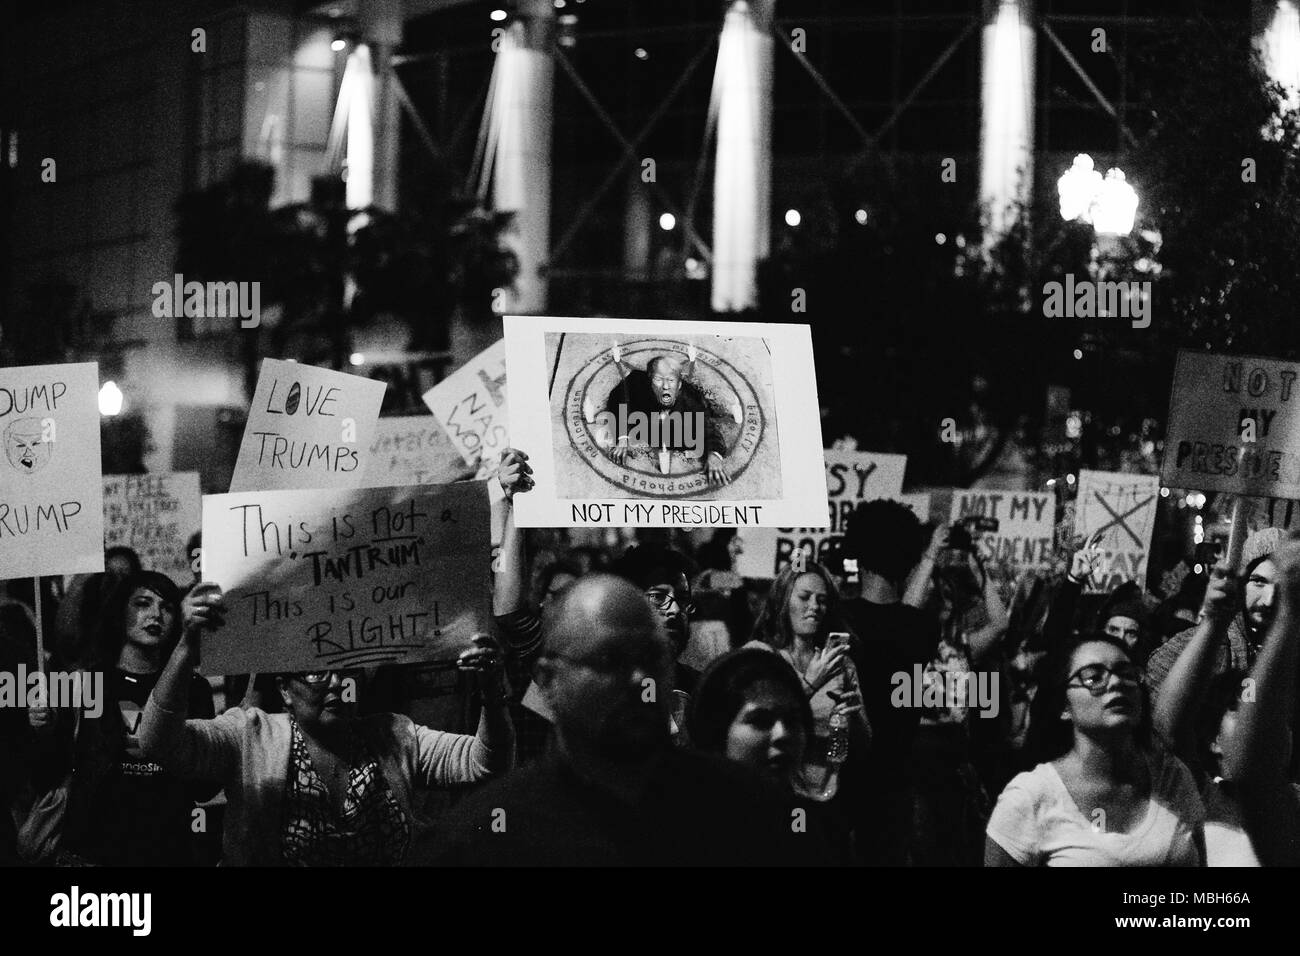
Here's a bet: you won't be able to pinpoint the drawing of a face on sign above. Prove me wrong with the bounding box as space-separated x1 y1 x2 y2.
4 418 53 475
553 334 780 500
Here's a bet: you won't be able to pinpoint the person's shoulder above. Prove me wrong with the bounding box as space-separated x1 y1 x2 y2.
996 762 1062 810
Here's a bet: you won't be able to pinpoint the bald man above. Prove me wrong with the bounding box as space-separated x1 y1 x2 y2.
428 576 825 865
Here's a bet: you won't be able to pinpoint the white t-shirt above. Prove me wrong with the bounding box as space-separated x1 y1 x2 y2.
986 749 1205 866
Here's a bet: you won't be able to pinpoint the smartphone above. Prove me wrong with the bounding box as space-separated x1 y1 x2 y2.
826 631 851 650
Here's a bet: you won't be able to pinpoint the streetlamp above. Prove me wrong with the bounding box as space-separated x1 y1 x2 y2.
1057 153 1138 236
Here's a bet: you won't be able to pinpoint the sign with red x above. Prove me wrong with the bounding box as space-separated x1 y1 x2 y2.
1073 470 1160 594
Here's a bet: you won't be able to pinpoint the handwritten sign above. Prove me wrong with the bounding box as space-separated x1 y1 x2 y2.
102 472 200 585
422 340 509 475
199 482 492 675
230 359 386 493
735 451 907 578
1073 470 1159 594
1163 349 1300 498
0 362 104 579
948 489 1055 578
363 417 474 487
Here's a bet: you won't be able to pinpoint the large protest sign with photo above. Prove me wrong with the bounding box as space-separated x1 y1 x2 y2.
1162 349 1300 498
230 359 386 493
948 489 1055 578
199 482 492 675
103 472 200 585
734 450 905 577
505 315 828 528
363 416 474 487
0 362 104 579
421 339 509 478
1073 470 1159 593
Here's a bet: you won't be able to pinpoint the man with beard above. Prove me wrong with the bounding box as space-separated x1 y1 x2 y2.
1146 527 1282 698
603 352 730 485
431 576 823 865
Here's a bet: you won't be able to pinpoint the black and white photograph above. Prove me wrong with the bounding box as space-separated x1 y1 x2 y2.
1 0 1298 931
506 315 825 528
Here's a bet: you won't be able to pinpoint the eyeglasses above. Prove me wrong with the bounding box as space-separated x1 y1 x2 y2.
645 586 694 615
1065 662 1143 695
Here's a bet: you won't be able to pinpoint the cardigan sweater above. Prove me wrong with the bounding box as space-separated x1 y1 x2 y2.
139 700 507 866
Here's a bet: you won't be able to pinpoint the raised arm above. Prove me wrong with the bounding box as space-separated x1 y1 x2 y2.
492 448 533 616
967 568 1010 664
1152 564 1234 759
904 524 949 609
415 633 515 786
1037 532 1103 651
138 583 239 780
1223 538 1300 866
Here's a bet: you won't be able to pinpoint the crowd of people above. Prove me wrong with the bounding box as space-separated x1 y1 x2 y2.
2 444 1299 866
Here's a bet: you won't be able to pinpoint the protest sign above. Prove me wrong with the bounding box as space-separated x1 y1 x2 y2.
422 340 509 477
199 482 492 675
734 450 906 577
230 359 386 493
1073 470 1159 593
1163 349 1300 499
0 362 104 579
506 315 828 528
102 472 200 584
948 489 1055 578
363 416 474 487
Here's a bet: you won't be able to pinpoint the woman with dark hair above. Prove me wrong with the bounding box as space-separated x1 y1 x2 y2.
985 633 1205 866
687 647 813 792
749 560 868 797
25 570 217 866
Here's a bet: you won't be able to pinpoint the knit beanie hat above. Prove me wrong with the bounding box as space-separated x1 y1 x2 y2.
1243 527 1283 575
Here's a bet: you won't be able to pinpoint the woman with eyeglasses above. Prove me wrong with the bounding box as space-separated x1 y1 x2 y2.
138 582 515 866
985 633 1205 866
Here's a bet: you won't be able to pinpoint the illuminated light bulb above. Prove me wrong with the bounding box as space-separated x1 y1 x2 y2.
99 381 124 416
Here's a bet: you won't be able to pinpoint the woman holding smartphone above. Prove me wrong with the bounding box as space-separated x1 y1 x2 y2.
748 559 869 799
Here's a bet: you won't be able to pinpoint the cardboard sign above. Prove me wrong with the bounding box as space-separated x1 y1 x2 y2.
422 340 509 475
734 450 906 577
1073 470 1159 593
948 489 1055 578
102 472 201 585
199 482 492 675
1163 349 1300 498
506 315 828 528
229 359 386 493
0 362 104 579
363 417 474 487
